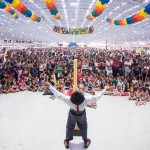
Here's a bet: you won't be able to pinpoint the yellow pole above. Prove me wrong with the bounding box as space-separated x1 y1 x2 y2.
73 59 77 90
73 59 80 134
53 73 56 84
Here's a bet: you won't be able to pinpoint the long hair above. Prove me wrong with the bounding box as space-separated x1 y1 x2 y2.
70 91 85 105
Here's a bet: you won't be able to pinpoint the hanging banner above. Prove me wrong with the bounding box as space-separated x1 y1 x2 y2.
87 0 110 20
53 26 94 35
0 0 18 18
44 0 60 19
106 3 150 25
4 0 42 22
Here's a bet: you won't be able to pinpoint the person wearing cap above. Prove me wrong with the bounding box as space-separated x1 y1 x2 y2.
47 83 110 149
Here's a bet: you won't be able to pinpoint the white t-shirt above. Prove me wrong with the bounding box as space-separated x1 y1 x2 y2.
82 64 89 70
106 60 113 70
124 61 131 70
132 79 138 85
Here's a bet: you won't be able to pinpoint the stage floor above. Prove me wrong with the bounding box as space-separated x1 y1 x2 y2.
0 91 150 150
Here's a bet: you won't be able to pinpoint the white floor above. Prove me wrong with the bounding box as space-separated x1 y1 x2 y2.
0 92 150 150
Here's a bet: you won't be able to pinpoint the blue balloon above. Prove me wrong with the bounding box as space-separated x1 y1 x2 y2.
10 10 15 15
24 9 32 17
4 0 14 4
0 2 6 9
126 17 134 24
144 3 150 15
100 0 110 5
37 17 41 22
106 18 110 21
114 20 119 25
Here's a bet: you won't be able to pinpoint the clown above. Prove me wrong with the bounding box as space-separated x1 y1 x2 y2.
45 82 111 149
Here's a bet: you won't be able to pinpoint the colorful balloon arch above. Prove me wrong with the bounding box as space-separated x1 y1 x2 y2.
4 0 42 22
0 0 18 19
53 26 94 35
106 3 150 25
87 0 110 20
44 0 60 19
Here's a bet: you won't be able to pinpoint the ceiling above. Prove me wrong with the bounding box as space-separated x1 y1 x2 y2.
0 0 150 44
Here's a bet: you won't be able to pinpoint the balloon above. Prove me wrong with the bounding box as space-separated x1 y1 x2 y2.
4 0 14 4
0 1 6 9
5 0 42 22
139 8 149 18
87 0 110 20
126 17 135 24
144 3 150 14
53 26 94 35
106 3 150 25
23 9 32 17
101 0 110 5
54 13 60 19
44 0 60 19
11 0 20 8
114 20 119 25
50 8 58 15
0 0 18 18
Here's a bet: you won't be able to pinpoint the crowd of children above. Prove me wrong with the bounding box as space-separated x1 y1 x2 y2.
0 47 149 106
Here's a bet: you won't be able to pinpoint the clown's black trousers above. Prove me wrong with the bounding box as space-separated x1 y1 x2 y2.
66 109 87 141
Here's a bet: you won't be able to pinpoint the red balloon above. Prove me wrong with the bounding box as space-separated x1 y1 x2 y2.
17 2 27 13
46 3 56 10
94 6 104 14
132 12 143 22
118 20 123 25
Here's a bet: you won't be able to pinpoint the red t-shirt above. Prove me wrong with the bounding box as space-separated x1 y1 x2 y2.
67 90 74 96
77 72 82 79
113 61 119 70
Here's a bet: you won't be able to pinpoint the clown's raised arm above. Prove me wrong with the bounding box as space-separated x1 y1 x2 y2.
49 85 71 105
49 84 107 105
84 89 106 105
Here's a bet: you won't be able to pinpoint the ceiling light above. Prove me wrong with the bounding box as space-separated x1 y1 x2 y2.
145 0 149 3
70 2 78 6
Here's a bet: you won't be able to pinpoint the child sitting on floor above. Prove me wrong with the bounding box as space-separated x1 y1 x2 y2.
1 81 10 94
112 85 121 96
144 89 150 102
94 77 101 91
11 81 19 93
105 82 113 95
135 88 142 105
136 89 148 106
85 80 95 95
128 86 136 100
120 84 129 96
19 79 27 91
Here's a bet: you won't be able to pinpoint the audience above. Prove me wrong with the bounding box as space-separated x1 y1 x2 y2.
0 47 149 106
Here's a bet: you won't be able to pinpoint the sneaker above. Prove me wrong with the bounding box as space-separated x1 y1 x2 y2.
84 139 91 148
64 139 69 149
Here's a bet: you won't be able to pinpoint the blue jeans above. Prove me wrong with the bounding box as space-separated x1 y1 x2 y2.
66 110 88 141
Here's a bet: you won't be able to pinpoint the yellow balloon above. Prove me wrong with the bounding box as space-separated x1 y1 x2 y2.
96 1 106 9
110 19 114 24
139 8 149 19
122 19 127 25
44 0 53 3
30 14 35 20
96 1 101 7
4 5 9 11
11 0 20 8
